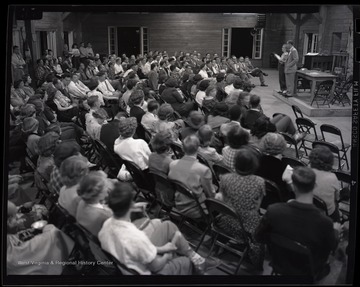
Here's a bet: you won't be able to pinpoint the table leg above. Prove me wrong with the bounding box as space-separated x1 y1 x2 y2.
309 79 317 106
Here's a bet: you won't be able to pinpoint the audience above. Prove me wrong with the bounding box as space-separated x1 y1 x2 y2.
255 167 341 280
197 124 223 165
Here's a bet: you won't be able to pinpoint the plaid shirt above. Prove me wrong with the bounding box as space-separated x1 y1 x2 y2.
222 146 240 172
49 166 63 195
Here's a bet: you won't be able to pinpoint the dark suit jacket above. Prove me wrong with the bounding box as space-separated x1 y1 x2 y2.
241 109 263 130
130 106 146 140
100 119 120 152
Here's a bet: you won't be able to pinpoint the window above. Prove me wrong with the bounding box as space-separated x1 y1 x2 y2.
304 33 319 54
252 28 263 59
141 27 149 55
108 26 117 55
222 28 231 57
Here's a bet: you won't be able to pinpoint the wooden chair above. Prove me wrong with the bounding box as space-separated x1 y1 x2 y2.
311 80 333 108
201 198 250 275
320 124 350 170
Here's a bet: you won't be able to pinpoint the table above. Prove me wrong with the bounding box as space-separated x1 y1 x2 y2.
295 70 338 106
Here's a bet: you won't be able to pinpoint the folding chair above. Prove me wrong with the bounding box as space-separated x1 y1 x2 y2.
310 80 333 108
334 170 351 219
268 233 316 282
201 198 250 275
331 74 352 106
279 132 305 159
320 124 350 170
170 142 185 159
295 117 322 156
281 156 306 168
260 180 283 212
212 163 233 183
292 104 304 119
122 160 156 206
93 139 123 178
313 195 329 216
197 153 219 187
312 141 343 171
169 179 209 251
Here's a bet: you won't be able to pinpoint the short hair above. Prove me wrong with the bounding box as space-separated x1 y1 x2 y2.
250 94 261 108
227 126 250 149
251 116 277 139
77 171 108 204
157 103 174 120
62 73 71 79
87 95 99 108
60 155 89 187
38 131 60 157
198 80 210 91
108 181 135 218
128 89 144 106
228 105 242 121
259 132 287 156
205 85 217 97
233 78 243 89
183 135 200 155
197 125 213 147
309 146 334 171
150 63 157 70
97 71 106 77
292 166 316 193
45 73 55 83
151 130 173 154
52 77 60 85
13 79 23 89
159 60 166 67
126 79 138 90
287 40 294 45
53 141 81 168
234 147 259 175
147 100 159 113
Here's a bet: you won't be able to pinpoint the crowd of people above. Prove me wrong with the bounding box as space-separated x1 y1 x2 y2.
7 41 349 279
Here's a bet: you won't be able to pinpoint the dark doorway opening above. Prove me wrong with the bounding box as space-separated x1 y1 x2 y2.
39 31 48 56
231 28 253 58
117 27 140 57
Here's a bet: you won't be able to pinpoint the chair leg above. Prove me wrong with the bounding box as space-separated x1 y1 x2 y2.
207 233 218 257
235 246 249 275
342 151 350 170
195 226 209 252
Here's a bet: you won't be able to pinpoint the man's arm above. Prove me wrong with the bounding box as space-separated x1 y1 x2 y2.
287 49 299 68
200 168 215 198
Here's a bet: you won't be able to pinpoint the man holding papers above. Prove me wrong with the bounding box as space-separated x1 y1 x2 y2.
274 44 289 95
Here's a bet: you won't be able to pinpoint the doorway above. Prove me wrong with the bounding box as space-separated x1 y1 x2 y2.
117 27 140 57
231 28 253 58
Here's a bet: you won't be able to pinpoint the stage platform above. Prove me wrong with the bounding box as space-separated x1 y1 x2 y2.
271 90 352 117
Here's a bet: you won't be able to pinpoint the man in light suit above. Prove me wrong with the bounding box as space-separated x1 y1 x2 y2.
284 40 299 97
168 135 216 219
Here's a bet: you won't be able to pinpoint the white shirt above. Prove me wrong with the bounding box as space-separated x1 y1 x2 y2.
198 69 209 79
68 80 90 99
58 185 81 217
97 79 115 97
143 62 151 75
85 109 107 140
195 90 206 107
225 84 235 95
114 137 151 170
141 112 159 131
114 63 124 75
98 218 157 275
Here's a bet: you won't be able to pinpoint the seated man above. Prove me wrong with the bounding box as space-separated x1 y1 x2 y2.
100 111 126 152
67 72 90 104
255 167 341 280
85 95 109 140
96 71 122 99
241 94 305 141
98 181 220 275
243 56 268 87
168 135 216 219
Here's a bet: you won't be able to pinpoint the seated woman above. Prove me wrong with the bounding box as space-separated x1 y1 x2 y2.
149 130 175 207
161 78 194 117
197 124 223 165
98 181 220 275
35 131 60 189
7 201 74 275
215 147 265 271
152 103 184 143
21 117 41 159
222 125 250 171
76 171 115 236
309 146 341 222
256 132 292 200
195 80 210 107
58 155 89 217
249 116 277 148
22 74 35 98
202 84 219 113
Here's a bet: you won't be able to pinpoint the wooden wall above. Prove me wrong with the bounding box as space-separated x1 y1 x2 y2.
64 12 258 57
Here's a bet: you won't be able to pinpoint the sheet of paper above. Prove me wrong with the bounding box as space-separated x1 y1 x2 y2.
274 54 281 60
